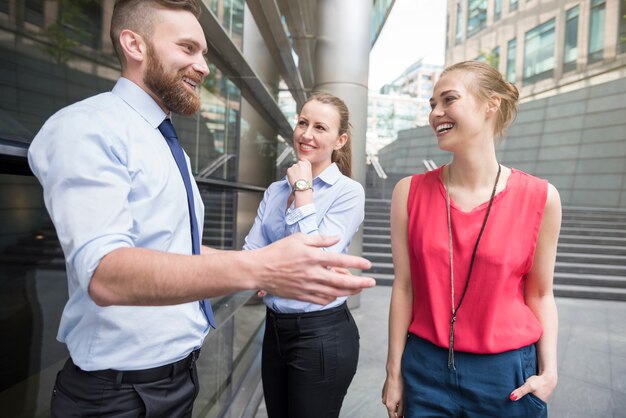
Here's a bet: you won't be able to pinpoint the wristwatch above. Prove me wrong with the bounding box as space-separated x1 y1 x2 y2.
292 179 313 192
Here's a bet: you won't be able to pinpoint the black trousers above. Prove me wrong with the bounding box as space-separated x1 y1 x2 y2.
262 302 360 418
51 350 200 417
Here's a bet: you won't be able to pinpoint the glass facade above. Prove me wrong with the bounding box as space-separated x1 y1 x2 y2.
455 2 463 44
563 5 580 73
506 38 517 82
523 18 555 83
620 0 626 54
588 0 606 63
371 0 395 45
466 0 487 37
0 1 275 415
494 0 502 22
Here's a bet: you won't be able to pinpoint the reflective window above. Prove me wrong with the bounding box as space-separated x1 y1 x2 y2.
494 0 502 22
617 0 626 53
25 0 45 27
510 0 519 12
506 38 517 83
523 18 555 83
207 0 244 49
563 6 579 73
491 45 500 70
0 1 271 415
455 2 463 44
467 0 487 38
588 0 606 63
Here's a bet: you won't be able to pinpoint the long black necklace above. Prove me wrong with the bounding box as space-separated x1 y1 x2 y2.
445 163 501 370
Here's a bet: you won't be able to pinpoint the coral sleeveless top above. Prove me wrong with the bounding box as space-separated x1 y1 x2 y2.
406 166 548 354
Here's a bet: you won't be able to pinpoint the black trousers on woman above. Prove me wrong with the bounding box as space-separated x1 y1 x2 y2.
262 302 360 418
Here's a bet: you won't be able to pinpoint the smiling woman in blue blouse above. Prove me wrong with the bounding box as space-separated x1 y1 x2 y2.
243 92 365 418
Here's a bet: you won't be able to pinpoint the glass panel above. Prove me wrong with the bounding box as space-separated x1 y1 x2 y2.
563 6 579 72
207 0 244 50
523 18 555 83
617 0 626 53
455 2 463 44
0 174 69 417
491 45 500 69
494 0 502 22
588 0 605 63
506 38 517 83
58 0 103 50
510 0 518 12
0 2 269 415
25 0 45 27
467 0 487 37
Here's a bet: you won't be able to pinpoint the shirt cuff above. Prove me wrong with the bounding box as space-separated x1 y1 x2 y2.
285 203 317 233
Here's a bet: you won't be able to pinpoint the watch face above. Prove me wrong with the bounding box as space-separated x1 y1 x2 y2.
295 179 308 189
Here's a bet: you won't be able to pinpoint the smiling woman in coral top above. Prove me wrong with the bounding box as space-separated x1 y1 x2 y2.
382 60 561 418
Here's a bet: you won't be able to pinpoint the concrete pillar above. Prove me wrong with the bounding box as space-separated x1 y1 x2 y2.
313 0 372 303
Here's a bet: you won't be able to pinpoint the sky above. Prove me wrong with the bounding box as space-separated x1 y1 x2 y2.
368 0 448 90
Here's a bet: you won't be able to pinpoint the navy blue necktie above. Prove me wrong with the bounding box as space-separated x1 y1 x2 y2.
159 118 215 329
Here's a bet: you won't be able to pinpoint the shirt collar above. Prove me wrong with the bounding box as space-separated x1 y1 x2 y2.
316 163 342 185
111 77 168 129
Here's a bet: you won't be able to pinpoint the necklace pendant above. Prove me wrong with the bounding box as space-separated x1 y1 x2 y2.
448 315 456 370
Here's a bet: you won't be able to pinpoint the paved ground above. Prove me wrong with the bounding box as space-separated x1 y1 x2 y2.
256 286 626 418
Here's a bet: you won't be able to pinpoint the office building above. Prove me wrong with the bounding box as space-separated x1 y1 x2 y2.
378 0 626 208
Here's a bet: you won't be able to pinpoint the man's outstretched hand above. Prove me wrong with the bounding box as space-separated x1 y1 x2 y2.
250 234 375 305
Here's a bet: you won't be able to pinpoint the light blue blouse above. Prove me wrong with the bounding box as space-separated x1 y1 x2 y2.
243 163 365 313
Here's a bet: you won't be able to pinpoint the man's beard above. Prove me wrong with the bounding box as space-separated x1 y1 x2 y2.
144 44 202 116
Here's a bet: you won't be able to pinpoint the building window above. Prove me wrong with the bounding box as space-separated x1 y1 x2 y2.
455 2 463 44
510 0 518 12
588 0 606 63
491 46 500 70
523 18 555 83
494 0 502 22
467 0 487 37
617 0 626 53
563 5 579 73
506 38 517 82
25 0 45 27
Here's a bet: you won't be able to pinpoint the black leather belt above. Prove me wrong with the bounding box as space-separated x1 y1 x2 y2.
73 349 200 384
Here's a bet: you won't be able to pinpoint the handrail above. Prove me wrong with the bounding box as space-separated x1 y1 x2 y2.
197 154 236 178
422 159 437 171
369 154 388 179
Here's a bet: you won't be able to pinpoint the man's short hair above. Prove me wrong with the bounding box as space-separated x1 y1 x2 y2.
110 0 201 67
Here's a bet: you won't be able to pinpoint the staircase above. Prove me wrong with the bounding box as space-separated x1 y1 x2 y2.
362 196 626 301
554 207 626 301
199 186 235 250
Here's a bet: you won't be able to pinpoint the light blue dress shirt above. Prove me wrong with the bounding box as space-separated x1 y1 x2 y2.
28 78 209 371
243 163 365 313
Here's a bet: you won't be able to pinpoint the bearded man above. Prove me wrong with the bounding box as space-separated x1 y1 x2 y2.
27 1 374 416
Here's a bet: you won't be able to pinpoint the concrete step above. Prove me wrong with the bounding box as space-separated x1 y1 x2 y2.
363 235 391 244
554 272 626 288
560 227 626 238
553 284 626 301
557 243 626 256
555 262 626 276
363 252 393 263
363 226 390 234
556 252 626 265
370 272 395 286
558 234 626 246
370 262 394 275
